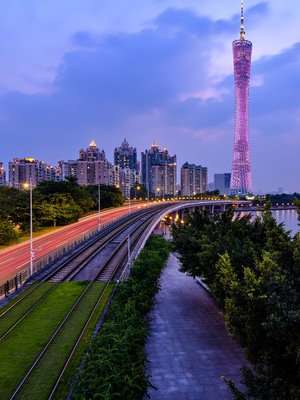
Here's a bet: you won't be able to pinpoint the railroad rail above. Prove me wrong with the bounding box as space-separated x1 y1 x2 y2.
0 203 172 399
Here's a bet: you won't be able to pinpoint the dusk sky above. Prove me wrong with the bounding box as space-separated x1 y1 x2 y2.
0 1 299 194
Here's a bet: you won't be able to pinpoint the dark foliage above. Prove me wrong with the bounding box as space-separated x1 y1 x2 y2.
171 202 300 399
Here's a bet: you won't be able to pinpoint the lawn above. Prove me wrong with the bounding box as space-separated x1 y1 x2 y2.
0 281 114 399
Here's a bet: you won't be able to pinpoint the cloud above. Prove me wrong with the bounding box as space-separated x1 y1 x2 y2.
251 42 300 120
0 4 299 192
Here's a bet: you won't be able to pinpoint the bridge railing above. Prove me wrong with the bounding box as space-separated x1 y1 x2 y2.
0 214 128 300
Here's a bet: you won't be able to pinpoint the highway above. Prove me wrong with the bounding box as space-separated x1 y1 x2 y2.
0 203 147 284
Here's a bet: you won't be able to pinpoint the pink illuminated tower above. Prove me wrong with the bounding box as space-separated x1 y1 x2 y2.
230 1 253 195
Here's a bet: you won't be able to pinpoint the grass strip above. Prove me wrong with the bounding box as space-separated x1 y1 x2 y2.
0 281 89 399
0 282 53 336
15 282 114 400
51 282 115 400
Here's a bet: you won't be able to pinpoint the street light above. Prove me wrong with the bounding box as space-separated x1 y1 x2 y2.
98 184 101 231
24 179 33 276
156 187 160 201
128 183 131 214
135 185 140 199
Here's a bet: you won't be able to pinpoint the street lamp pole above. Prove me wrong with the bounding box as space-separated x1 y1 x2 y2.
98 184 101 231
127 235 130 264
128 185 131 214
29 178 33 276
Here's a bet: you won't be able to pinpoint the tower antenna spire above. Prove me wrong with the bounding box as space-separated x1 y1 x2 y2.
240 0 245 40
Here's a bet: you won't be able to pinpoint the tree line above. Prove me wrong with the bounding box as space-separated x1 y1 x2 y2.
0 177 124 245
171 200 300 399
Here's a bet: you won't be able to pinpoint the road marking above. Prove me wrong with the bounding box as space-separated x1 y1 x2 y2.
0 257 15 265
17 263 28 269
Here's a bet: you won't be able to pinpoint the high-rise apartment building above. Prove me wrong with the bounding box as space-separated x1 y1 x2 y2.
58 140 110 185
58 160 78 181
0 162 6 186
114 139 140 198
141 141 177 197
8 158 58 188
180 162 207 196
114 138 138 171
230 1 253 195
77 140 108 185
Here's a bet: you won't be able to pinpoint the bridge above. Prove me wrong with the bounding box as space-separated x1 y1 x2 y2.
131 199 251 263
0 200 250 299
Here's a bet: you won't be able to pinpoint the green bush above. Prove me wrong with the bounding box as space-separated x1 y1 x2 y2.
71 236 171 399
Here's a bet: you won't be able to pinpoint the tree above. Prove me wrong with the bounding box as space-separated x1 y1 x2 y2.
86 185 124 209
0 220 17 245
50 193 83 225
172 203 300 398
36 179 94 214
171 207 265 304
171 207 212 278
217 251 300 399
0 187 21 219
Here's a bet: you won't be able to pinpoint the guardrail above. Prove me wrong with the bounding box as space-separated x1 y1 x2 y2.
0 215 127 300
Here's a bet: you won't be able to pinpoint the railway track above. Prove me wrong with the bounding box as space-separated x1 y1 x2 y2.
0 203 172 399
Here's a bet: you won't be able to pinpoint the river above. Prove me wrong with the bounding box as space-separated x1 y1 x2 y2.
239 209 299 236
272 209 299 235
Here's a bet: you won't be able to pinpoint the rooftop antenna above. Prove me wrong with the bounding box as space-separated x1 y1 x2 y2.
240 0 245 40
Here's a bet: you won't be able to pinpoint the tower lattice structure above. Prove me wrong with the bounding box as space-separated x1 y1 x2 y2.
230 1 253 195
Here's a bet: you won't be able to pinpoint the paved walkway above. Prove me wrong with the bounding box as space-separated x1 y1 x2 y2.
144 253 248 400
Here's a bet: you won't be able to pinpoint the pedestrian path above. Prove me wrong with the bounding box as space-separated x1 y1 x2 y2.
144 253 248 400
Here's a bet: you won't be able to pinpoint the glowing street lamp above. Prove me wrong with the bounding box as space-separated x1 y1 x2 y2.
156 187 160 201
135 185 140 199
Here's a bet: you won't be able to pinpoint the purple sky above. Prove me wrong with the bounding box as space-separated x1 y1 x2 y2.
0 1 299 194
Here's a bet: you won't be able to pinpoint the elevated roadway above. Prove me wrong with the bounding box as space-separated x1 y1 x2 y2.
0 199 250 293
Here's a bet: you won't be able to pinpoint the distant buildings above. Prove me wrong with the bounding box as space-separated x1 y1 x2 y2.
0 162 6 186
2 139 209 199
114 138 138 171
8 157 58 188
214 173 231 195
180 162 207 196
114 139 140 198
141 141 177 198
59 140 109 186
58 140 120 190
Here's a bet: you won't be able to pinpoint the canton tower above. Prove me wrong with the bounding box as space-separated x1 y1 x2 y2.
230 1 253 195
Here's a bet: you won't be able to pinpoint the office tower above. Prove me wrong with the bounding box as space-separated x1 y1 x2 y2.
230 1 253 195
141 141 177 197
181 162 207 196
214 173 231 195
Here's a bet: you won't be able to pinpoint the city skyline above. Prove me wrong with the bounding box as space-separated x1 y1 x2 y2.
0 1 299 193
